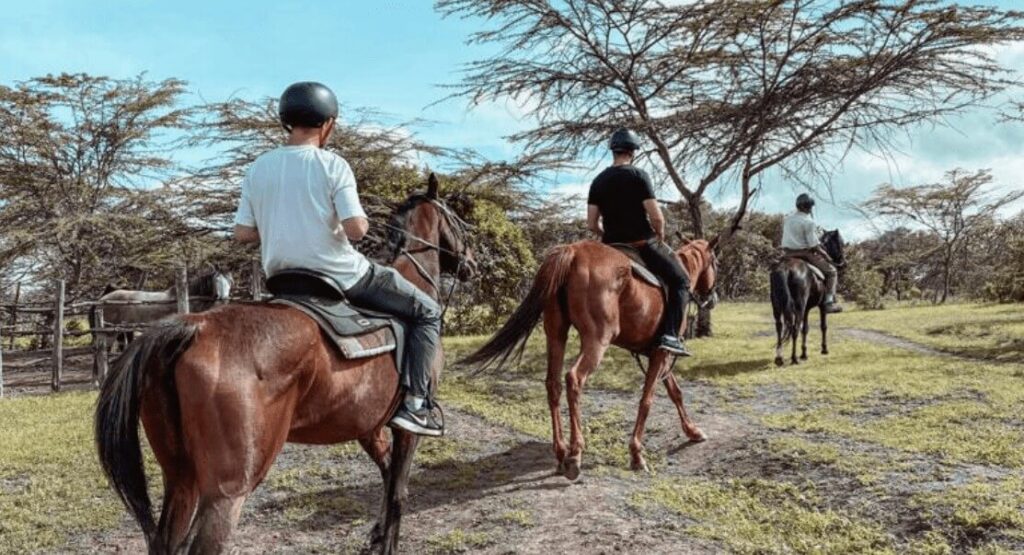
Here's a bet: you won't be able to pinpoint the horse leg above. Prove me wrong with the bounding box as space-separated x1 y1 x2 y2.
185 495 247 555
820 308 829 355
360 429 392 546
662 372 707 443
790 311 801 365
153 471 199 554
629 351 668 472
374 430 419 555
800 312 809 360
563 335 609 481
543 304 570 473
773 315 785 367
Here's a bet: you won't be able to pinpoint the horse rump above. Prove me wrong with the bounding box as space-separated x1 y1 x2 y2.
461 245 575 372
94 318 197 545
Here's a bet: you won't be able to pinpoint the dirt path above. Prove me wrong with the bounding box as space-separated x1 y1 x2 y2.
838 328 952 358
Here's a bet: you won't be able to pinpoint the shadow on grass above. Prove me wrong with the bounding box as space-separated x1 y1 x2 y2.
684 358 770 380
261 440 561 532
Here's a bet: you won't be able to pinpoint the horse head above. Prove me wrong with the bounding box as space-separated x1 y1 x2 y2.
821 229 846 268
388 173 479 282
676 239 719 309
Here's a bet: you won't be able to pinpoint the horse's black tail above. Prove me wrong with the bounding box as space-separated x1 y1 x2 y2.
770 268 794 342
461 245 575 373
94 318 198 546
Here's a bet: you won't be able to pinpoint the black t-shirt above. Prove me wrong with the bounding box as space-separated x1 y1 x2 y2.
587 165 656 244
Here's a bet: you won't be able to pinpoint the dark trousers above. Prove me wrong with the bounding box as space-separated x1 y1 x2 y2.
637 239 691 338
345 263 441 398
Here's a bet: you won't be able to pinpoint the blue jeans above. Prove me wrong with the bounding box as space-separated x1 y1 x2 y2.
344 263 441 398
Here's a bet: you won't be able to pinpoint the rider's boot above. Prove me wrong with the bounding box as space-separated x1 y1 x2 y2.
823 294 844 314
658 334 692 357
390 394 444 437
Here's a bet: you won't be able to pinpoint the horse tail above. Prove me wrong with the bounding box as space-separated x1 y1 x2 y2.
770 268 794 341
94 318 198 545
462 245 575 372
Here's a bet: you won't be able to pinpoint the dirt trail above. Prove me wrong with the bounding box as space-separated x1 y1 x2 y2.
838 328 952 358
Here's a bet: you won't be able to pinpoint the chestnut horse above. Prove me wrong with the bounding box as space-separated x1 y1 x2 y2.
95 176 476 555
463 239 718 478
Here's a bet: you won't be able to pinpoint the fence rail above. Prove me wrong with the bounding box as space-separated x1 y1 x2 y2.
0 265 262 397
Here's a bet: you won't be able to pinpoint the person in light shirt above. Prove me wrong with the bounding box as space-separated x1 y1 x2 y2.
780 193 843 313
232 81 445 437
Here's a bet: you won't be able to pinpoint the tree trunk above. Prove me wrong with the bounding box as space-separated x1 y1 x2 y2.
685 195 705 239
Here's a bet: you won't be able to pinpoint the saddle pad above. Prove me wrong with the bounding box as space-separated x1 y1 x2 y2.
271 297 404 361
608 244 663 288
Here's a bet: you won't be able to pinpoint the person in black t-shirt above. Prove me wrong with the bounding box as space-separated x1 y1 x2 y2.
586 128 692 357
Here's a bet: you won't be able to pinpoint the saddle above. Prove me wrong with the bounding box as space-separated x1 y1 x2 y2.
266 269 405 364
608 243 664 289
780 252 826 282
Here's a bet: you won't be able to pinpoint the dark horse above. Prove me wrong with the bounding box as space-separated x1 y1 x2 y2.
95 175 476 554
770 230 845 366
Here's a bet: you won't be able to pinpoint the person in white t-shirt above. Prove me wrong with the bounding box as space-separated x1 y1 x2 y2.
780 193 842 313
233 82 445 437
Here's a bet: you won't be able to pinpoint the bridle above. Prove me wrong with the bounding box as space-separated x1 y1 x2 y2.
689 246 719 310
380 198 475 316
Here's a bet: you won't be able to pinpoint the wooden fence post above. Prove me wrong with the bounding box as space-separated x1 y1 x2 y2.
93 306 108 387
1 325 5 398
52 279 65 392
8 282 20 350
251 259 262 300
176 267 190 314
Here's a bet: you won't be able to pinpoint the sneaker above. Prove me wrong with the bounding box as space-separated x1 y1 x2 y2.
658 335 693 357
389 403 444 437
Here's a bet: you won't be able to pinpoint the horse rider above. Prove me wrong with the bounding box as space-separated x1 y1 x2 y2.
781 193 843 313
233 81 445 437
586 128 692 356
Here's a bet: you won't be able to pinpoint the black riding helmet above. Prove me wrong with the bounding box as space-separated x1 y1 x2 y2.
609 128 641 153
279 82 339 131
796 193 815 212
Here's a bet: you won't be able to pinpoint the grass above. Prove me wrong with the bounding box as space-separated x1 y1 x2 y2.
2 301 1022 552
0 392 123 553
631 478 894 554
840 302 1024 362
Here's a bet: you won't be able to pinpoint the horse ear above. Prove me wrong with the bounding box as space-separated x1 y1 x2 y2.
707 234 720 251
427 173 439 199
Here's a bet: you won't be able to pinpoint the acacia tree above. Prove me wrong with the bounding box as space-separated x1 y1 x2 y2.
863 169 1024 303
0 73 192 299
438 0 1024 238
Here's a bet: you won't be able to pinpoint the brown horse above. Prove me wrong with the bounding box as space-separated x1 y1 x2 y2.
463 238 718 478
95 176 476 555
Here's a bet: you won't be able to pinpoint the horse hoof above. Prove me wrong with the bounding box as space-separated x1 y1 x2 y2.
774 357 784 367
687 429 708 443
791 359 800 365
822 350 829 355
630 459 650 473
562 458 581 481
800 354 808 360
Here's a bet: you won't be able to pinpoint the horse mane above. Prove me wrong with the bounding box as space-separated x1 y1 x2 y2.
386 194 431 262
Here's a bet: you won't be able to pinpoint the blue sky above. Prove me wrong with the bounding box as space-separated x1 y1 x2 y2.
3 0 1024 237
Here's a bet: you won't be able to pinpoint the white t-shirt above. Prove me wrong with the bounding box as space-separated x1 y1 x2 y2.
781 211 822 250
234 145 371 289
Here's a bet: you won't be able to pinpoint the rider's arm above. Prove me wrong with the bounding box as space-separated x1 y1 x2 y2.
342 217 369 241
331 157 369 242
234 169 259 244
234 224 260 244
643 199 665 242
587 204 603 237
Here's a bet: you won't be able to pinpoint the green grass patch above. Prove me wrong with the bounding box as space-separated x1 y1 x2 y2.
0 392 124 553
632 478 893 554
426 528 491 553
840 302 1024 362
913 476 1024 537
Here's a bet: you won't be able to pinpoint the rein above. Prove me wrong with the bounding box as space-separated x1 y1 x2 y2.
383 199 473 317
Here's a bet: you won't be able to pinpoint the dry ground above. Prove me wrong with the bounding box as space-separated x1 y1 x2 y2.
2 302 1022 554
